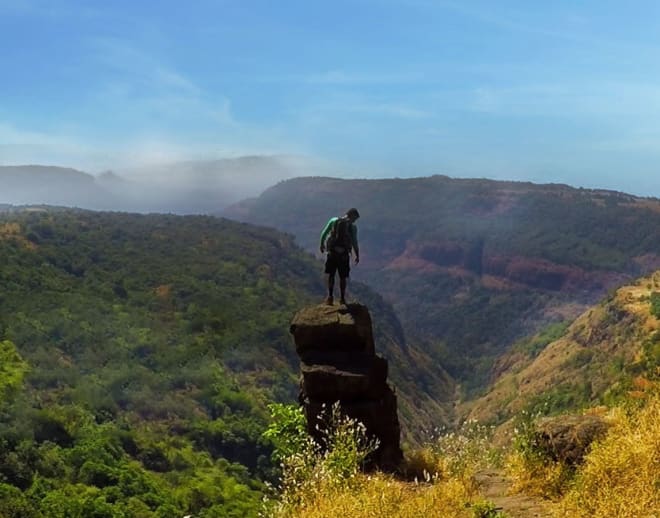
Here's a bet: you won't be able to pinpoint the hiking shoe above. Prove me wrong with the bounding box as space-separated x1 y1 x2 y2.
339 298 347 305
325 296 334 305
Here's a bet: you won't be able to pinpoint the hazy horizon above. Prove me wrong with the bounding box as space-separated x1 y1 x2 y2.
3 1 660 197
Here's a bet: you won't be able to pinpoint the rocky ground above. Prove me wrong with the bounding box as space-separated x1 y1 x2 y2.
474 469 555 518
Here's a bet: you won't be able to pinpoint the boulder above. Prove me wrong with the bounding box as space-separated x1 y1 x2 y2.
290 303 375 356
300 355 388 400
291 303 402 470
534 414 610 465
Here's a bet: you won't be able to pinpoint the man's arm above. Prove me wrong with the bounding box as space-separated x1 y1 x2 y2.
319 217 336 252
351 224 360 263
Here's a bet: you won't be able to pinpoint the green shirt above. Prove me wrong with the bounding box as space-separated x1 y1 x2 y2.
320 216 359 256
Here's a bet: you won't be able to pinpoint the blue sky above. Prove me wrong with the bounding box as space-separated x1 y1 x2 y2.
2 0 660 195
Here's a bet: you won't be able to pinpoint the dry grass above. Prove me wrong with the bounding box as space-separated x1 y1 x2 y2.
269 473 473 518
504 391 660 517
557 392 660 518
506 449 573 499
266 418 504 518
267 391 658 517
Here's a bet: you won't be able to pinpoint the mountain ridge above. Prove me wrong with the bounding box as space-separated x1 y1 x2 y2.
223 175 660 394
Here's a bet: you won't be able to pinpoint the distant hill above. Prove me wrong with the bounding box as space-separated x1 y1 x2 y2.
464 270 660 425
223 175 660 394
1 155 308 213
0 207 451 515
0 165 114 208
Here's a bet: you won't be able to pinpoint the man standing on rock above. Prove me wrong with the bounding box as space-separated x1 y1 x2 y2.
320 208 360 305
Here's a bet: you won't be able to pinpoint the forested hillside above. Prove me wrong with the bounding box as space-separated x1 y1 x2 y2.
225 175 660 394
465 271 660 425
0 208 450 516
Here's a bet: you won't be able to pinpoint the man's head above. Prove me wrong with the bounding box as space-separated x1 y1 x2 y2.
346 208 360 222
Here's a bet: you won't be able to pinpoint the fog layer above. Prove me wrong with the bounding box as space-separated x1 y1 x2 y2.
0 156 307 213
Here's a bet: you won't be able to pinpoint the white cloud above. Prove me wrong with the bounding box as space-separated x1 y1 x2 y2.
92 38 201 97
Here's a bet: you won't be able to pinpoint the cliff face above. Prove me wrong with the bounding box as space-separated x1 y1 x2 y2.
290 303 403 470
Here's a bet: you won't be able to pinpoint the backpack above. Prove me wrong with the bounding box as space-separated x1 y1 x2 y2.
327 216 352 254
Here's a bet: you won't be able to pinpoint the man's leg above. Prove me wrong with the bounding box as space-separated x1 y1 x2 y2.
338 253 350 305
339 276 347 304
326 273 335 304
324 253 336 304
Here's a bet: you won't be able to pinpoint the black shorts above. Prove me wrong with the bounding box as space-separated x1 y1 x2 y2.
325 251 350 278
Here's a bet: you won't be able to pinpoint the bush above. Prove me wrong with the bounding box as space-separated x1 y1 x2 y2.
650 292 660 318
263 402 379 514
262 404 308 463
0 483 38 517
429 420 501 480
505 410 575 498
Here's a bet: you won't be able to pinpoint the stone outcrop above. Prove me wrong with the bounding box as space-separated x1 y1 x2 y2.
290 303 403 470
533 414 610 465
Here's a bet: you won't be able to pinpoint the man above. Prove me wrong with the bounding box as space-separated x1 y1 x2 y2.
319 208 360 305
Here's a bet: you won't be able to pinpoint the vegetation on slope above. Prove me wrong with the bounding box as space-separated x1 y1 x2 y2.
0 209 322 516
465 271 660 425
0 207 450 515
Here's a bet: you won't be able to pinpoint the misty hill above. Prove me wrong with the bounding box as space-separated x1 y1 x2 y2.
224 175 660 394
119 155 307 213
465 270 660 424
0 165 114 209
0 207 450 515
1 156 307 213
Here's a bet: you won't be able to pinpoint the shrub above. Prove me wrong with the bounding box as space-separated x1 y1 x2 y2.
505 410 574 498
470 499 509 518
429 420 501 480
263 402 380 514
0 482 38 517
262 404 308 463
650 291 660 318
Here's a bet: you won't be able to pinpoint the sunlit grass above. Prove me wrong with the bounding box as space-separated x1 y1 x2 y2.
503 389 659 517
268 472 473 518
264 408 504 518
266 391 659 518
557 392 660 518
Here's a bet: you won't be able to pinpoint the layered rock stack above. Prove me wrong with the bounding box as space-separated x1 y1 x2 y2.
289 303 403 470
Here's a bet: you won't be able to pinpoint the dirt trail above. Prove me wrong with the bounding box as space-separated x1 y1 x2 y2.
474 469 555 518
